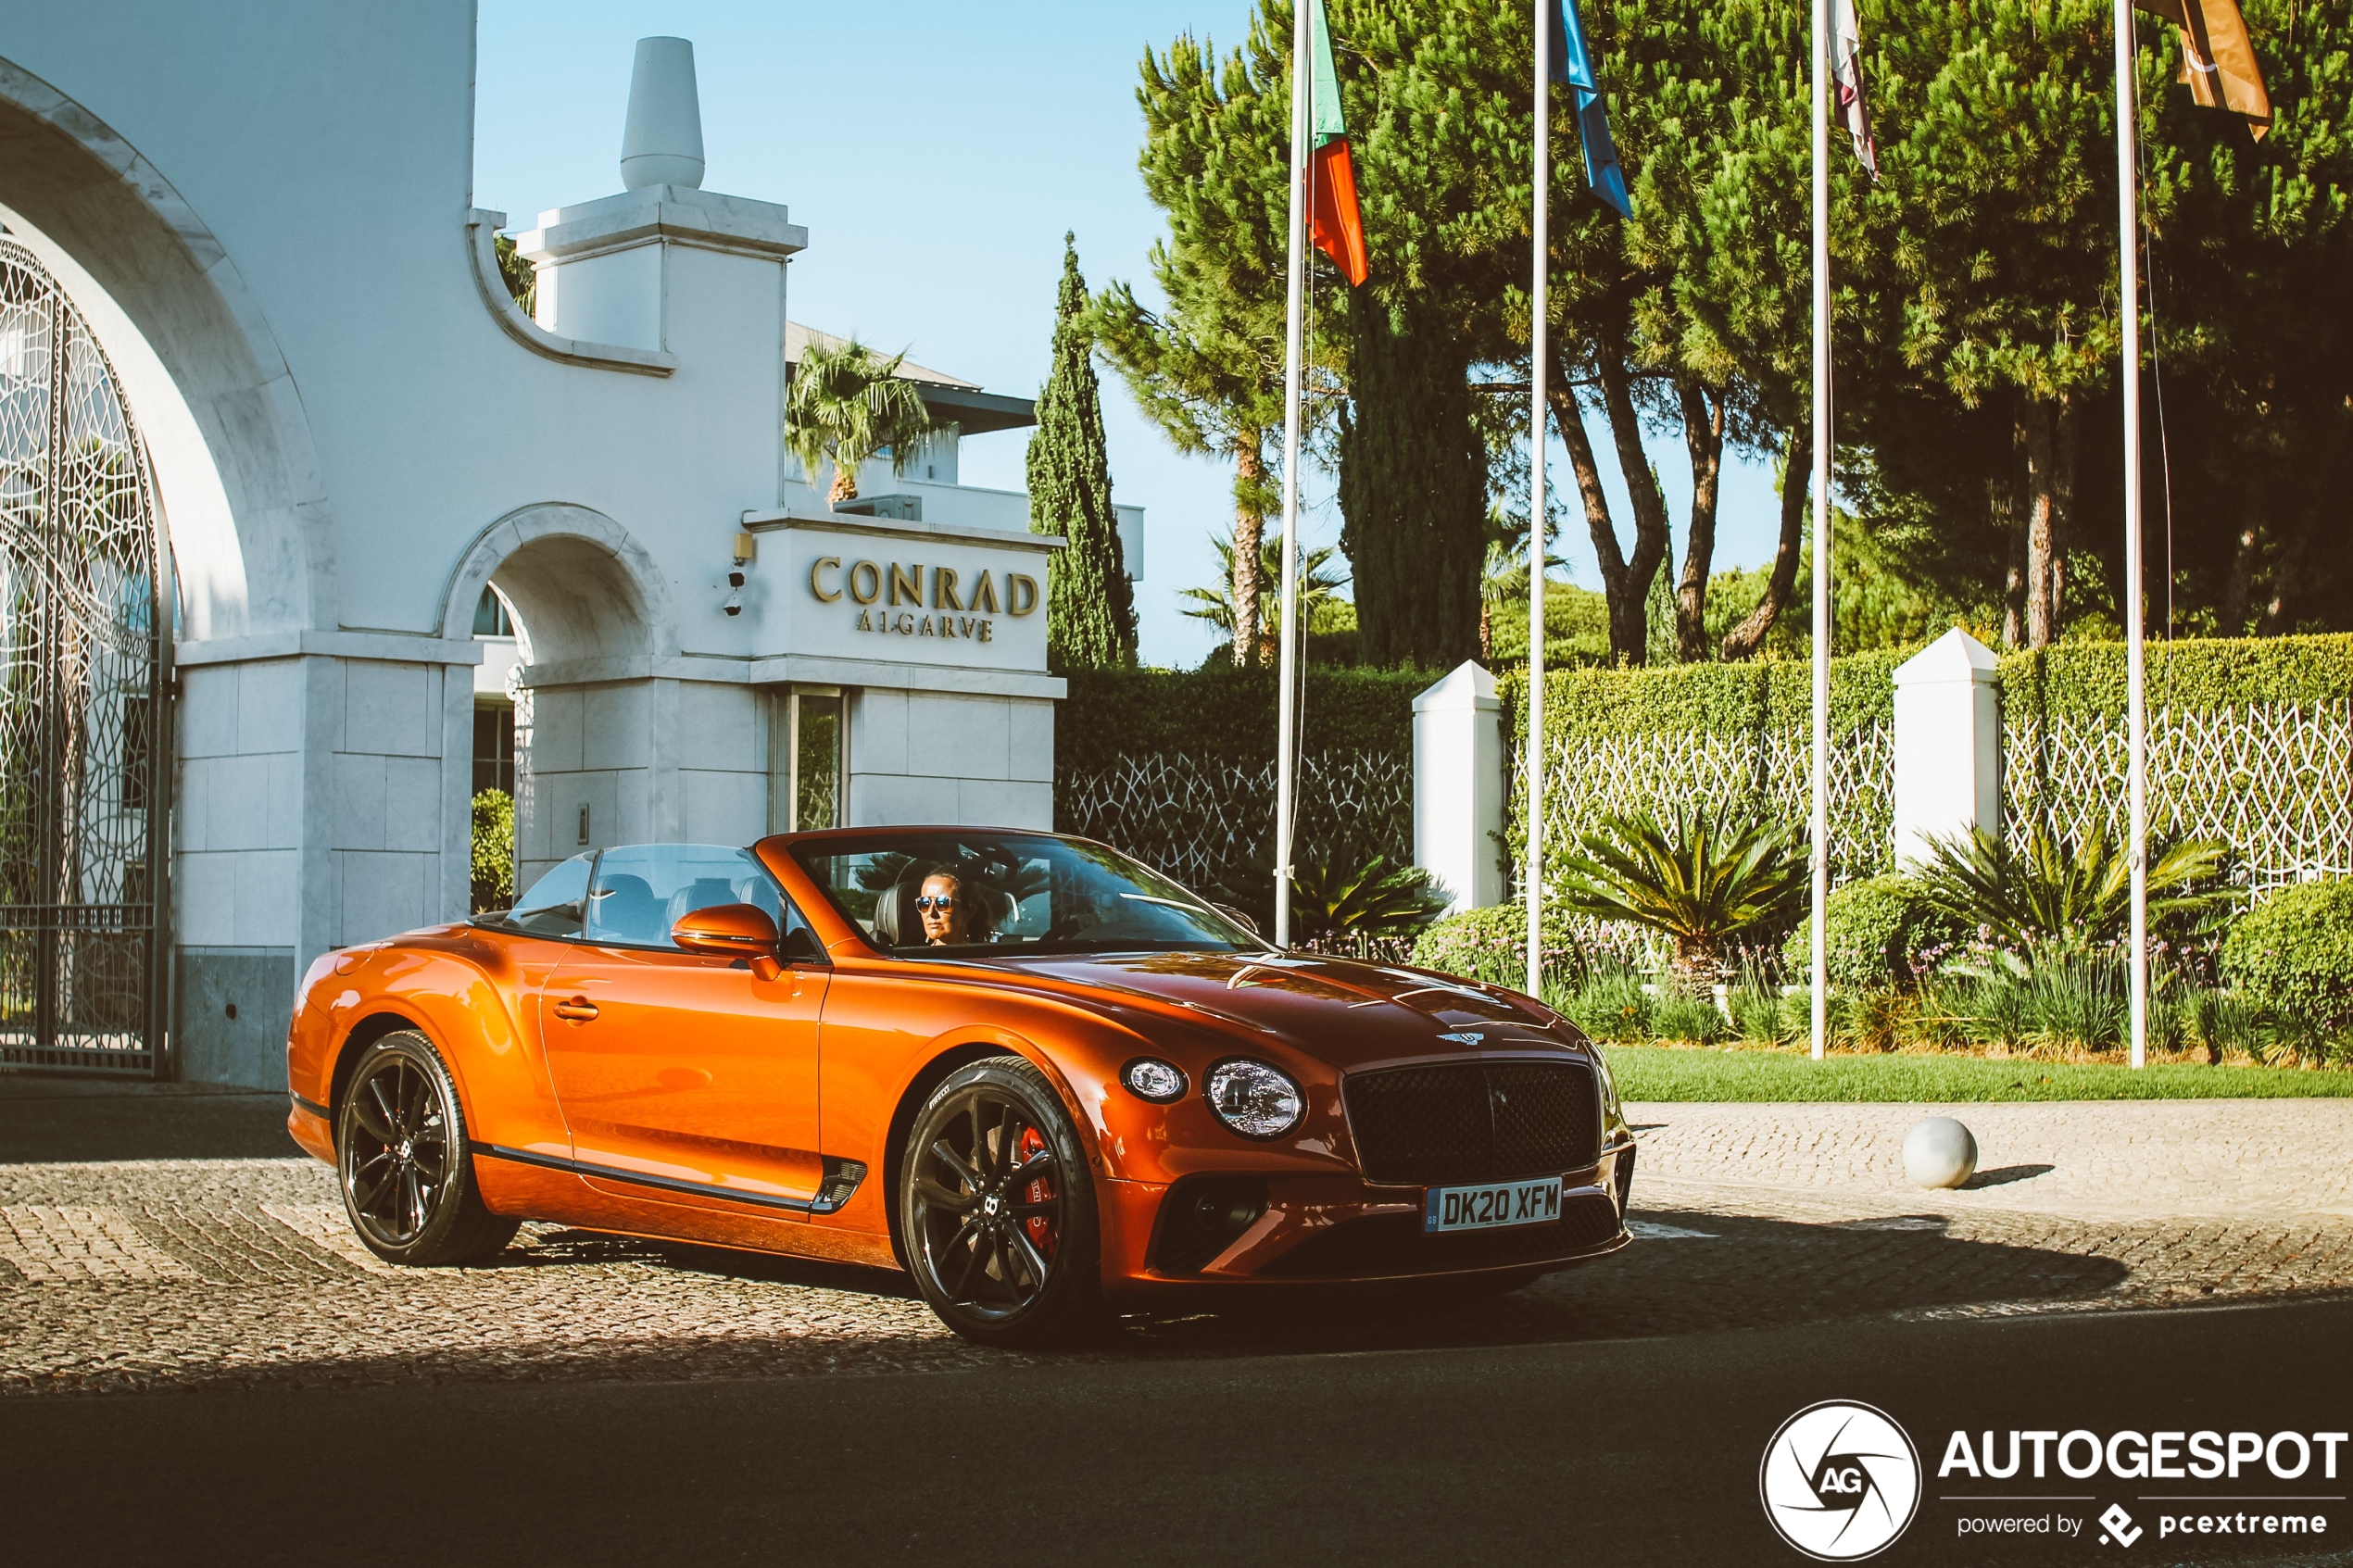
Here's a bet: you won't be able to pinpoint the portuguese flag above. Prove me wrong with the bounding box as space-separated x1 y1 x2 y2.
1305 0 1370 286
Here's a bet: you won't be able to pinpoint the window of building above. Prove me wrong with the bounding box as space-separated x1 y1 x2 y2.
473 705 515 797
472 585 514 637
773 688 845 833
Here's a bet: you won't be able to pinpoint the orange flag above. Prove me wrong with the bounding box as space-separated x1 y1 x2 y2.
2134 0 2271 139
1304 0 1369 285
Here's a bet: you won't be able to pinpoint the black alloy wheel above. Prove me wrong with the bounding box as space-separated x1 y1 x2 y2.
901 1057 1102 1347
336 1030 519 1266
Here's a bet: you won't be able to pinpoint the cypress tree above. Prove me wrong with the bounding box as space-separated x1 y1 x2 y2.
1337 300 1486 668
1028 235 1138 671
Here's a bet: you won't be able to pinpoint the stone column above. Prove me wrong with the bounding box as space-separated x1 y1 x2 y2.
1892 628 2001 866
1412 661 1504 913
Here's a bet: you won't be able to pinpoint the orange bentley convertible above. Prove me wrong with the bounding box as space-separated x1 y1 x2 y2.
286 828 1634 1345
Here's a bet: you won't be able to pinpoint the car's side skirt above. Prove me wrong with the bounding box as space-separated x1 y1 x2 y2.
479 1145 816 1214
472 1145 900 1273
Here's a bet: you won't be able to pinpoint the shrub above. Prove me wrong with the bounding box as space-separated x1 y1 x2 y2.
1551 807 1807 981
1563 964 1655 1043
1780 875 1967 993
1410 904 1582 988
2221 878 2353 1041
1906 825 2233 960
1290 856 1451 950
1650 988 1730 1045
470 789 514 912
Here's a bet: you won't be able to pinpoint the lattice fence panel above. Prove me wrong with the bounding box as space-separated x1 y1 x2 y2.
1058 748 1414 900
1515 721 1894 893
2006 701 2353 895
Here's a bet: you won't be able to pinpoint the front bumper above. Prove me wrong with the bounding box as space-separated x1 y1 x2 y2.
1101 1137 1636 1301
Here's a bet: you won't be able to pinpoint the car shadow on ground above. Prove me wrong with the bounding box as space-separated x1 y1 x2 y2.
0 1080 292 1162
486 1202 2140 1365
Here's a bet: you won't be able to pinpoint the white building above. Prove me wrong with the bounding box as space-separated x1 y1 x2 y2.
0 12 1141 1087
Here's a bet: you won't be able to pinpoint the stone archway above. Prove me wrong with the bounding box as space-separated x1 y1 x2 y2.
440 504 678 892
0 56 328 641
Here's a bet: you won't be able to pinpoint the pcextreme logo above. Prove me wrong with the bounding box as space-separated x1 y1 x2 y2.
1760 1400 1924 1561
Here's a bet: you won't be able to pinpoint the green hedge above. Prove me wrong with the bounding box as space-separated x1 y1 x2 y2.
1780 874 1968 992
1495 633 2353 750
1498 649 1906 745
1056 666 1439 774
1999 634 2353 723
1410 904 1584 987
2221 878 2353 1039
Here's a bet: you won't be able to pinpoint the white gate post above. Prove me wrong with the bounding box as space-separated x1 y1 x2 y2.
1892 628 2001 866
1413 661 1504 912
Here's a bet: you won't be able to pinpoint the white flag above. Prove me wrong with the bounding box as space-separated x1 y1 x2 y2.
1833 0 1880 180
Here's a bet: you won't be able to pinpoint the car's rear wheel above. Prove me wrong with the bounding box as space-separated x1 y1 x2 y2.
901 1057 1103 1347
337 1030 519 1266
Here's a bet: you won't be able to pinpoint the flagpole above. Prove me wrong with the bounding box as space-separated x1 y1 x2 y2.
2116 0 2147 1067
1273 0 1312 950
1525 0 1552 999
1808 0 1831 1062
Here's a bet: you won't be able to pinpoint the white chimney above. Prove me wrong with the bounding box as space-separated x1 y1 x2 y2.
620 37 705 191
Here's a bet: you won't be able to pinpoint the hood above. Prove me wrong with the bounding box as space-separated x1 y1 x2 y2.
1001 949 1583 1073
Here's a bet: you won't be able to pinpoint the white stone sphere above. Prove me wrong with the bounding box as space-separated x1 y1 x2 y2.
1903 1117 1979 1189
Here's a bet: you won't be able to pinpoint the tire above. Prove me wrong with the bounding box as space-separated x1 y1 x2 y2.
900 1057 1104 1347
336 1029 519 1266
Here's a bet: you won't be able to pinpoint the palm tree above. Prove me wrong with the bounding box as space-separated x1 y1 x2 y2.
1907 824 2233 962
1179 527 1347 663
785 335 951 507
1479 509 1567 663
1552 807 1809 983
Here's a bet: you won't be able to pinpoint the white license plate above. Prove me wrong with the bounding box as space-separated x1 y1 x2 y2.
1423 1176 1562 1234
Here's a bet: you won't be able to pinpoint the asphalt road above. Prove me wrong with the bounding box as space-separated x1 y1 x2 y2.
6 1294 2349 1568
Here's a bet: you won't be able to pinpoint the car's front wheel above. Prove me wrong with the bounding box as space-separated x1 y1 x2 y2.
337 1030 519 1266
901 1057 1103 1347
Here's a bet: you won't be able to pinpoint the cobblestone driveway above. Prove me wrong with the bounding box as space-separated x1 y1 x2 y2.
5 1086 2349 1397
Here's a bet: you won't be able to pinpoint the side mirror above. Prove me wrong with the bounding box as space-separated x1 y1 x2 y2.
672 903 786 981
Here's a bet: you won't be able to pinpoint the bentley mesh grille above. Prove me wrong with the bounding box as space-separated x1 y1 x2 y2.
1341 1060 1600 1185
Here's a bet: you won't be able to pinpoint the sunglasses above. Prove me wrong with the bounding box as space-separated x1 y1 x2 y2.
914 895 959 912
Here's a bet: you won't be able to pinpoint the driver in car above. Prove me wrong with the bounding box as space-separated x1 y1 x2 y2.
916 871 990 946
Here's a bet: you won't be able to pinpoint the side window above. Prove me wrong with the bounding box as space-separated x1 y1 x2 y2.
584 844 805 952
506 854 592 938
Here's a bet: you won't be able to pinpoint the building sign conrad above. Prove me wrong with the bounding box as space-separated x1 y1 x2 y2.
807 555 1042 643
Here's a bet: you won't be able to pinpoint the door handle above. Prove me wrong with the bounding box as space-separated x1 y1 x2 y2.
552 997 600 1022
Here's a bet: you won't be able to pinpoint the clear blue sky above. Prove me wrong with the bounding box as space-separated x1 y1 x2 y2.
472 0 1785 669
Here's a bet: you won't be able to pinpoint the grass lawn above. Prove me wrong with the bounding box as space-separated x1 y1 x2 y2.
1604 1044 2353 1103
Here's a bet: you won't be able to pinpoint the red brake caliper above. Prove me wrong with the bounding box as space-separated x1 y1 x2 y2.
1018 1125 1057 1258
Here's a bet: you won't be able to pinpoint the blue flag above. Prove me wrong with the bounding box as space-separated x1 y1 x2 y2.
1550 0 1633 219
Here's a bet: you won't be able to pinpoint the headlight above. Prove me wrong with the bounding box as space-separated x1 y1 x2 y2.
1204 1059 1303 1139
1592 1049 1621 1116
1122 1057 1188 1103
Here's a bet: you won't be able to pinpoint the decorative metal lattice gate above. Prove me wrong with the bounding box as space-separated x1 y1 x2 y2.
0 238 170 1076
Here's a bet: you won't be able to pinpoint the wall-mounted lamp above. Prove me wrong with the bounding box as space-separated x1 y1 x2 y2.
724 569 746 617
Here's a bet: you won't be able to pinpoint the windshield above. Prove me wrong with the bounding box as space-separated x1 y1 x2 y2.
789 832 1267 956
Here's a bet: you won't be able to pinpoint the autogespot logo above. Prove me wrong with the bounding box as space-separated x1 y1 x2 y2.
1761 1401 1924 1561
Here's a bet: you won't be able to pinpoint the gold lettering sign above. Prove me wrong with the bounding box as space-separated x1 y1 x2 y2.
816 556 1028 645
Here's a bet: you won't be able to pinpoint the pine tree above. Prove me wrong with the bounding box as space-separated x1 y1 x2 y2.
1096 16 1304 669
1028 236 1138 670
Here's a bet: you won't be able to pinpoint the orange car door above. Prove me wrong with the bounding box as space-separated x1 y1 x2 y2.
542 844 829 1212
